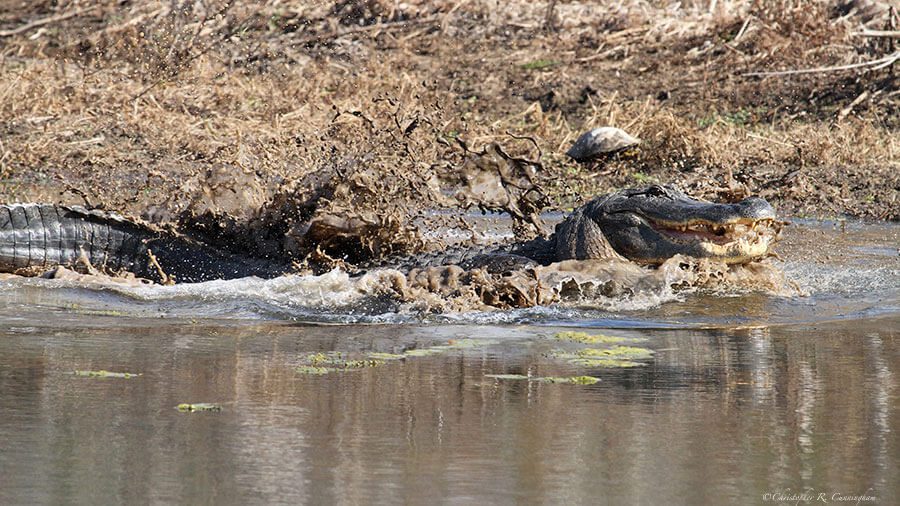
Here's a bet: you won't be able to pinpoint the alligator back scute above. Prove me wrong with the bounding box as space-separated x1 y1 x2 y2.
24 204 46 268
0 204 53 269
1 203 296 282
58 205 108 268
0 205 17 267
0 204 156 279
0 205 22 268
36 205 59 266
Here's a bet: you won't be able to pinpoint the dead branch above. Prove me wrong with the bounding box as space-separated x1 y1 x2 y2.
742 50 900 77
505 130 544 165
544 0 558 31
0 6 97 37
851 29 900 38
838 90 871 121
747 133 796 148
294 16 439 47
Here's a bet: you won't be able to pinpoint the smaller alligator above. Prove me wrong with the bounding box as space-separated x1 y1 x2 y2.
0 185 779 283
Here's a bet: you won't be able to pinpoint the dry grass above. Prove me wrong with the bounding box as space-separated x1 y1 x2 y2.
1 0 898 236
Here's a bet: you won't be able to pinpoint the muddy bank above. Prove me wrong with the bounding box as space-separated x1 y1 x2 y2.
2 1 898 218
0 1 897 277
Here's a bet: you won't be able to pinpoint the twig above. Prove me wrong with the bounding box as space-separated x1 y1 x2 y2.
332 109 374 130
851 30 900 39
147 249 174 285
505 130 544 165
734 17 752 43
838 90 870 121
295 16 439 47
66 135 105 146
574 43 608 63
723 42 746 56
60 184 97 209
544 0 558 31
747 133 794 148
0 6 97 37
742 51 900 77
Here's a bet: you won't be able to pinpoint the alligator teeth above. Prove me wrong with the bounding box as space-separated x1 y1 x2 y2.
653 217 778 254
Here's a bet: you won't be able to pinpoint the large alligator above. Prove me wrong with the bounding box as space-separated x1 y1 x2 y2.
0 185 779 284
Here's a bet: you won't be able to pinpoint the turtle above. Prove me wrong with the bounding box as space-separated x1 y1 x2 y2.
566 127 640 162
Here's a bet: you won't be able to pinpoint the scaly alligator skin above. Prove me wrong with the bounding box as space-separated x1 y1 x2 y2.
553 185 777 264
0 204 286 283
379 185 778 271
0 185 779 283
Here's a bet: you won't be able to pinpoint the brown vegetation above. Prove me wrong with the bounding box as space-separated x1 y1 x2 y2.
1 0 898 261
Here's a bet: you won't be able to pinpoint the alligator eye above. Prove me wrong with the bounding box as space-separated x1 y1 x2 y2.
646 185 667 197
643 185 676 201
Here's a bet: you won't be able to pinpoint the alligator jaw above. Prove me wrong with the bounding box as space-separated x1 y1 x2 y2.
586 186 782 265
646 216 781 264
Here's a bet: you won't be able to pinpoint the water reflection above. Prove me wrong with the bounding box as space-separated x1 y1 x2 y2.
1 316 895 504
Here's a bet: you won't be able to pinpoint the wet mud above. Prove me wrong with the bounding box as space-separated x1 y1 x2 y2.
2 145 796 313
1 1 895 313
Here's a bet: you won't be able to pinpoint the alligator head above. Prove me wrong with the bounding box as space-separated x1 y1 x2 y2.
554 185 780 264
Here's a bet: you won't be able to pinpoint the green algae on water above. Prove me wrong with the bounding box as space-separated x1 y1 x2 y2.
554 331 644 345
298 339 493 375
176 403 222 412
580 345 654 360
403 348 443 357
296 352 384 375
295 365 337 375
294 362 384 374
544 346 654 361
568 358 644 368
304 352 383 368
341 359 384 368
70 370 140 378
304 352 346 366
485 374 601 385
403 338 494 357
485 373 530 380
545 345 654 368
535 376 601 385
366 352 407 361
442 339 493 349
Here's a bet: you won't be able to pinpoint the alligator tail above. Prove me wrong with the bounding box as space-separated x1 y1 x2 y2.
0 204 285 283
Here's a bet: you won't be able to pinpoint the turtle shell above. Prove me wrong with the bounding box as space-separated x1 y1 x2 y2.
566 127 640 161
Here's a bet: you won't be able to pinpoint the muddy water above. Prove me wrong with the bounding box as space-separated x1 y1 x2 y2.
1 220 897 504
